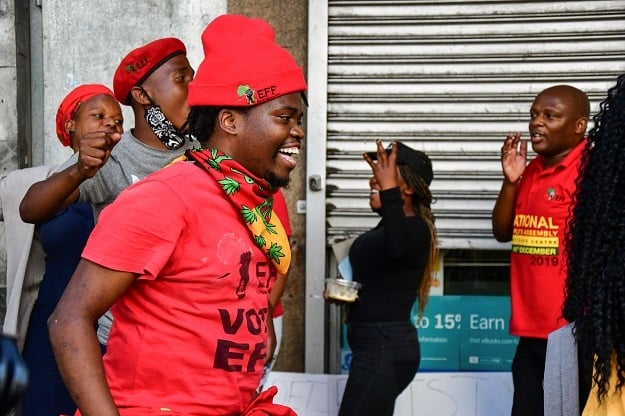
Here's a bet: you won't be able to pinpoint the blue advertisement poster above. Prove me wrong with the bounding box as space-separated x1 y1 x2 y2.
412 295 463 370
458 296 518 371
340 295 518 373
414 296 518 371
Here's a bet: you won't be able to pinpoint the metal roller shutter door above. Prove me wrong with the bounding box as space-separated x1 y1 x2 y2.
304 0 625 373
323 0 625 249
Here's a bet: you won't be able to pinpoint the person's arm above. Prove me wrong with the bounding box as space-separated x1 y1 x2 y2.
492 180 519 242
19 131 120 224
267 190 290 360
492 133 527 242
48 259 136 416
265 299 276 365
364 139 400 192
364 140 422 256
19 165 83 223
265 273 286 364
269 273 287 310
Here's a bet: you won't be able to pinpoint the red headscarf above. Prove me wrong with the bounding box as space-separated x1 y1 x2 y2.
55 84 115 147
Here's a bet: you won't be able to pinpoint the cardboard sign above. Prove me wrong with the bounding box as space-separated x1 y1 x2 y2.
266 371 513 415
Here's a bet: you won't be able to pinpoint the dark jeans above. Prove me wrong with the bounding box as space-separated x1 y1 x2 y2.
22 302 77 416
511 337 547 416
339 321 420 416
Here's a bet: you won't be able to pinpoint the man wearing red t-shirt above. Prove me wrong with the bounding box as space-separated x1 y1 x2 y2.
492 85 590 416
49 14 306 416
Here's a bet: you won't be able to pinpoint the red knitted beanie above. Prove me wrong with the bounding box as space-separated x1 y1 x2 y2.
188 14 306 107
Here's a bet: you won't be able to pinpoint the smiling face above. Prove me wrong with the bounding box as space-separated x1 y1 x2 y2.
227 92 305 188
66 94 123 150
528 86 588 163
368 176 382 212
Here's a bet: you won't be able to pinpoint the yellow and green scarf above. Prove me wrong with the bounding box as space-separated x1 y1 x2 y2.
185 148 291 274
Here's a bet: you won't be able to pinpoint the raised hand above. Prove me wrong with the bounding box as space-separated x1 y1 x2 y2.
76 131 122 179
363 139 400 191
501 132 527 184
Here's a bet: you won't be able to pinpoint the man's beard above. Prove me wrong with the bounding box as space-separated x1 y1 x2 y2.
266 171 290 189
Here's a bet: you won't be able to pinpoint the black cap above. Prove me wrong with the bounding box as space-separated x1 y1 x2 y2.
366 141 433 185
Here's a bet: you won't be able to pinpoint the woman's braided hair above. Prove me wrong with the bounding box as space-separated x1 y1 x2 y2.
399 165 439 315
564 72 625 403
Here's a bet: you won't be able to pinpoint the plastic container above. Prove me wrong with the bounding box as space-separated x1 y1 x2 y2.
325 278 362 302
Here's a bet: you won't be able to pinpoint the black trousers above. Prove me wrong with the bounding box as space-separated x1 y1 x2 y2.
339 321 420 416
511 337 547 416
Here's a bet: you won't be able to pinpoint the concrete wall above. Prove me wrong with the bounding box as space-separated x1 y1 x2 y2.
0 0 17 173
41 0 226 166
0 0 17 318
0 0 310 373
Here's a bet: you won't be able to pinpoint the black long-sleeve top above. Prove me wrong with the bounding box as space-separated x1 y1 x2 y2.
347 187 431 322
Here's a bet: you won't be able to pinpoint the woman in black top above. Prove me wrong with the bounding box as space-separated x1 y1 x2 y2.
337 139 439 416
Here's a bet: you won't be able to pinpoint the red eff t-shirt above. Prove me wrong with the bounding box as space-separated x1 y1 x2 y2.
82 161 276 415
270 190 291 318
509 139 585 339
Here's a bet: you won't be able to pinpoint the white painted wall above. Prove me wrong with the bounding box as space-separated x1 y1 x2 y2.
0 0 17 171
0 0 17 310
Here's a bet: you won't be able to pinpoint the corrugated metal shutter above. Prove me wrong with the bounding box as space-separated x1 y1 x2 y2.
324 0 625 249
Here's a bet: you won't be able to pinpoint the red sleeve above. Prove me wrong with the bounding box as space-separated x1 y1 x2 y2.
272 190 292 237
82 179 186 279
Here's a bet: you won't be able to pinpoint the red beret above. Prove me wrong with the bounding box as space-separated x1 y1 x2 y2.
113 37 186 105
188 15 306 107
55 84 115 147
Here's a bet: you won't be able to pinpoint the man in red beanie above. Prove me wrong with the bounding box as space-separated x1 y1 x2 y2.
49 14 305 416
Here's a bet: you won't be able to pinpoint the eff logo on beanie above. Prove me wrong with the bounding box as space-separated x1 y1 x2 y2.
124 56 150 75
188 14 307 107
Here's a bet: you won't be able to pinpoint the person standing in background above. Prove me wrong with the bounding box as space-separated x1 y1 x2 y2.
336 139 438 416
20 84 123 416
1 84 122 416
492 85 590 415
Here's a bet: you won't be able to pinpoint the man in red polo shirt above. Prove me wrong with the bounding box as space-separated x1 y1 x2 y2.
492 84 589 416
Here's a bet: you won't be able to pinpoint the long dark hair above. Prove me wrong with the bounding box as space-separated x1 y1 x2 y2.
564 72 625 403
399 164 439 315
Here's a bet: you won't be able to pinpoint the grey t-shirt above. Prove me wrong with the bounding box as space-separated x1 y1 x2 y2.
61 130 195 220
